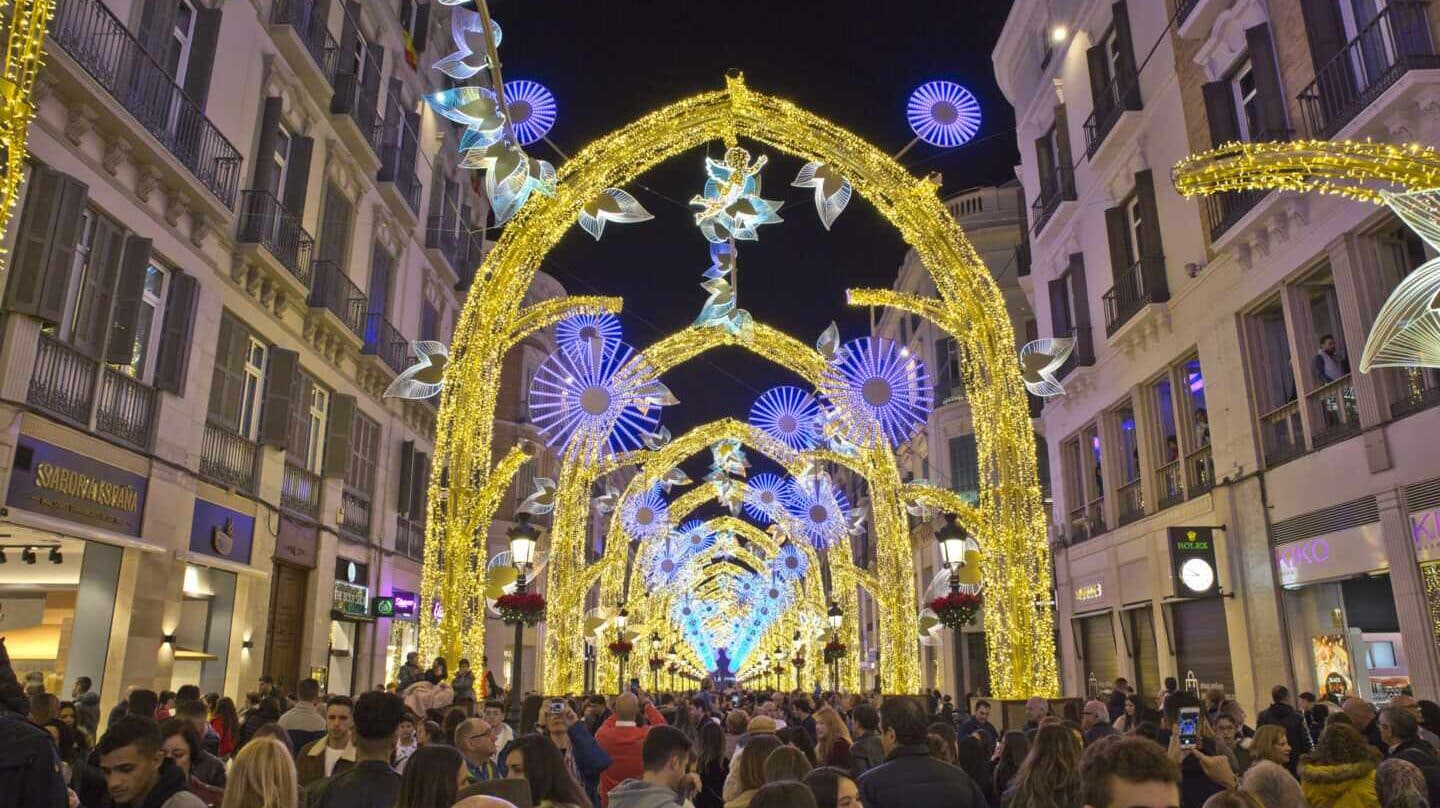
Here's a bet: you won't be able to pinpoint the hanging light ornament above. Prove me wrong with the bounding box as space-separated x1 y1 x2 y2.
743 473 791 524
579 188 654 240
556 312 623 357
528 340 673 464
1360 189 1440 371
645 534 691 589
503 79 558 145
384 341 449 399
677 519 716 556
694 241 753 336
785 468 851 549
427 86 507 153
434 9 501 80
818 336 933 448
906 81 982 148
1019 337 1074 397
749 385 822 451
621 486 669 542
463 141 557 223
690 146 783 243
792 162 853 229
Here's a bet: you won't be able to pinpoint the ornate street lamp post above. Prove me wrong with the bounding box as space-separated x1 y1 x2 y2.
827 601 843 693
614 607 629 691
504 514 539 725
649 631 662 692
666 646 677 691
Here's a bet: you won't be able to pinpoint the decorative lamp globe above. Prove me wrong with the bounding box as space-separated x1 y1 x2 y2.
828 602 843 630
508 513 540 566
936 514 968 569
615 608 629 631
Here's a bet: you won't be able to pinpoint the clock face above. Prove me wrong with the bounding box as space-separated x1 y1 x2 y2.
1180 558 1215 593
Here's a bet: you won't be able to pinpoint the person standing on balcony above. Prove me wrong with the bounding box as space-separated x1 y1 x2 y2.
1313 335 1350 384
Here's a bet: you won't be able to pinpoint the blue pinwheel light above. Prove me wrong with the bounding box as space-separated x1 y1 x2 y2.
556 312 622 357
749 386 822 452
770 543 809 582
785 471 851 549
743 472 791 524
645 534 690 588
677 519 716 556
528 340 669 464
504 80 558 146
907 81 982 148
621 486 668 542
818 336 932 448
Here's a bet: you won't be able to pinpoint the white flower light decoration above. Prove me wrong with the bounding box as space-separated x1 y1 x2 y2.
461 141 557 223
792 161 852 230
428 86 506 153
578 188 654 241
518 477 558 516
527 340 672 465
743 473 790 524
1361 189 1440 371
818 336 933 448
785 468 851 549
433 8 501 80
621 486 669 542
1019 337 1074 397
693 241 753 336
384 341 448 399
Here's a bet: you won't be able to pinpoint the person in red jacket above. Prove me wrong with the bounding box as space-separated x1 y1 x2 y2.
596 691 668 807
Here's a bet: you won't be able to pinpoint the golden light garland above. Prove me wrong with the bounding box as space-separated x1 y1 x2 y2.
1172 140 1440 204
0 0 56 269
430 74 1058 698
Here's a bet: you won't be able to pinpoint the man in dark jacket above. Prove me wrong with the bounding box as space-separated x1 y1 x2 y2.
858 696 987 808
848 702 885 778
1381 706 1440 807
96 716 205 808
308 691 405 808
1257 685 1313 770
955 699 999 748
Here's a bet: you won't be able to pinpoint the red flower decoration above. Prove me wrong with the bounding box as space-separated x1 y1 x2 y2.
791 657 806 668
929 591 982 629
649 657 665 670
495 592 546 625
608 639 634 657
823 640 847 663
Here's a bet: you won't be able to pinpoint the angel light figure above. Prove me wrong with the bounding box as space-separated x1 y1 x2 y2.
689 146 783 243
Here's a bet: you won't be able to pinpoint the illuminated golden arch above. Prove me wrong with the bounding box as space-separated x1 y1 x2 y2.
427 73 1058 698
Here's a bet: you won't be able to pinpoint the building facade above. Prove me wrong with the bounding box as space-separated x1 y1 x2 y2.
995 0 1440 710
858 182 1036 698
0 0 560 704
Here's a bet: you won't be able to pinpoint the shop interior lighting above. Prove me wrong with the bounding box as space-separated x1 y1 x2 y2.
1050 24 1068 43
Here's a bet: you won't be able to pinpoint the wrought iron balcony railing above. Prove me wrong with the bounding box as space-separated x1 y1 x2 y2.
95 367 155 450
269 0 339 83
200 422 258 494
1083 73 1142 158
1030 167 1076 236
281 461 322 518
28 333 96 427
362 313 410 374
50 0 241 207
237 190 314 287
1103 257 1170 336
308 260 368 339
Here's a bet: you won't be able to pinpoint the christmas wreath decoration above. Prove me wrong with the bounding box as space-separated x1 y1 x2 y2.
495 592 546 625
649 657 665 671
608 639 634 657
823 640 846 663
929 591 982 629
791 656 805 669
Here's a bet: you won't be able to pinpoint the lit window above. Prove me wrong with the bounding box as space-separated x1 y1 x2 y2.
306 385 329 473
1230 58 1259 141
239 337 266 440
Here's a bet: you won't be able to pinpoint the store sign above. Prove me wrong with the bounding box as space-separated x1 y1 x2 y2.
7 437 147 535
188 500 254 564
1407 508 1440 562
335 558 369 585
333 581 371 619
391 589 418 620
275 518 318 568
1275 522 1385 587
371 596 395 618
1169 526 1219 597
1074 582 1105 603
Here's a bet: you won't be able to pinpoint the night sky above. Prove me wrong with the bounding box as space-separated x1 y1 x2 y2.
489 0 1019 442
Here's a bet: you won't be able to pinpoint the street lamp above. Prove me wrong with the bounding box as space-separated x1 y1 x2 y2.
614 607 629 690
649 631 662 692
827 601 843 693
505 513 540 724
936 514 977 592
666 645 677 691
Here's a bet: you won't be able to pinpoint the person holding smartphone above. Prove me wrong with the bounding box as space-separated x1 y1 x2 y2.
609 726 702 808
1160 694 1236 808
537 698 612 808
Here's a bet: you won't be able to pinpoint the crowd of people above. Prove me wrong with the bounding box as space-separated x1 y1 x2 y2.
5 637 1440 808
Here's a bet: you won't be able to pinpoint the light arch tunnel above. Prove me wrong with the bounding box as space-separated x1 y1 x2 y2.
426 73 1058 698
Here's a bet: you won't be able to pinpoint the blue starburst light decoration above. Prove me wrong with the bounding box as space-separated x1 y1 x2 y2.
556 312 622 357
750 385 822 451
770 543 808 582
621 486 668 542
528 341 670 464
504 80 558 146
743 473 790 524
907 81 982 148
785 470 851 549
818 337 932 448
645 535 690 588
678 519 716 556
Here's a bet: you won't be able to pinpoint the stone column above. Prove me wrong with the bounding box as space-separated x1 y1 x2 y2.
1327 234 1388 430
1380 489 1440 698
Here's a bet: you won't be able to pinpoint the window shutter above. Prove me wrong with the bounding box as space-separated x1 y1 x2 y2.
336 3 360 80
368 244 392 316
1202 81 1240 147
285 372 315 463
282 135 314 215
1134 170 1164 261
400 111 420 181
397 439 415 515
1104 205 1131 280
1068 253 1095 364
259 347 298 447
1047 279 1071 337
948 435 979 504
153 272 198 393
1244 24 1289 140
322 394 356 477
1111 1 1139 97
182 8 221 108
104 235 153 364
207 313 248 430
1034 132 1054 185
251 97 282 194
1086 44 1112 119
1054 105 1074 175
317 183 353 264
410 450 430 520
72 216 125 360
135 0 179 63
412 2 429 52
1299 0 1351 73
363 44 385 113
4 166 88 323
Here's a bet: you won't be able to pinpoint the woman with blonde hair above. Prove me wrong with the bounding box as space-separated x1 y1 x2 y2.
813 706 852 770
1252 725 1296 768
219 737 297 808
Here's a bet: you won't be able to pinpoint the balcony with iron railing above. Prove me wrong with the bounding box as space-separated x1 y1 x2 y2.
269 0 339 88
1260 399 1306 467
281 461 322 518
1299 1 1440 139
308 260 368 340
1307 374 1361 448
425 215 475 279
1030 167 1076 236
340 488 372 539
396 514 424 561
1177 0 1201 25
1391 367 1440 419
1204 189 1271 242
237 190 314 287
1186 444 1214 498
362 313 410 375
1117 478 1145 526
1104 257 1171 337
1155 459 1185 510
28 333 157 452
1084 72 1142 159
49 0 242 207
199 422 258 494
330 68 383 163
